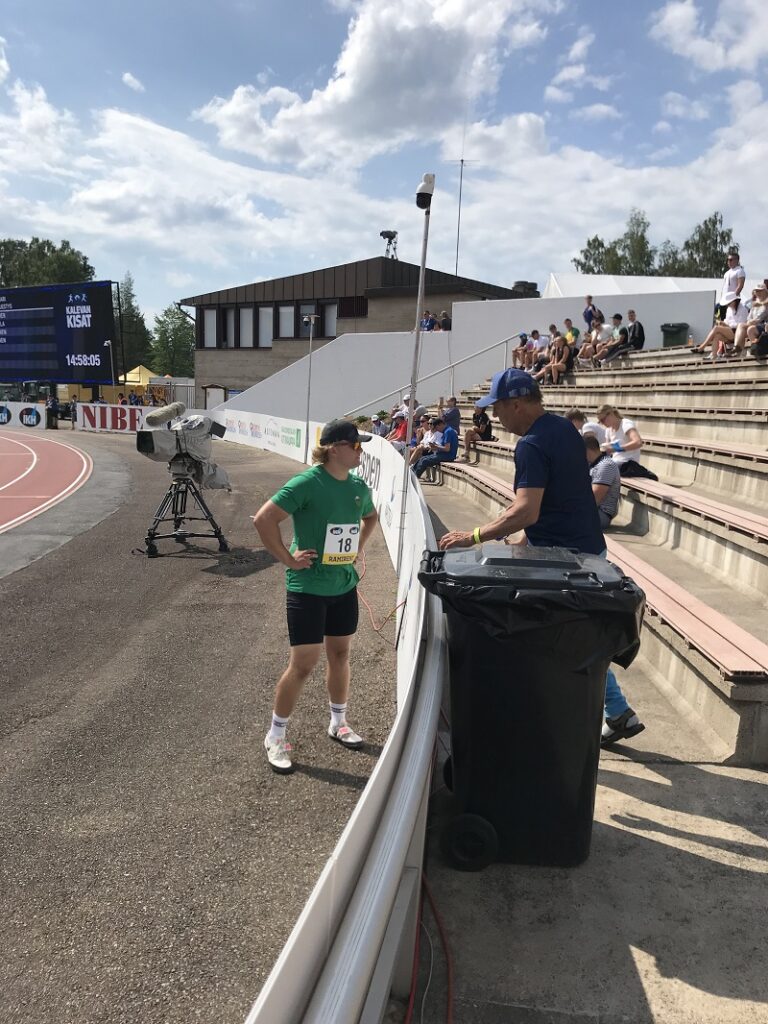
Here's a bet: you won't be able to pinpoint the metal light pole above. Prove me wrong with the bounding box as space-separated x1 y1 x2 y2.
302 314 319 464
104 340 116 394
396 173 435 573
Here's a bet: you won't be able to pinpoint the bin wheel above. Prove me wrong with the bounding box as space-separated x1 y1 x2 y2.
441 813 498 872
442 756 453 792
146 543 159 559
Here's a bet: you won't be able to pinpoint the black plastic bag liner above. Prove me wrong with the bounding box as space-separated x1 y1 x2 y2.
418 544 646 869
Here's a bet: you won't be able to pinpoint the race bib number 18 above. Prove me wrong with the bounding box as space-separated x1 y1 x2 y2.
322 523 360 564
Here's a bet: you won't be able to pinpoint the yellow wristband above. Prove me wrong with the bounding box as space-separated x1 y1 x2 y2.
473 526 482 544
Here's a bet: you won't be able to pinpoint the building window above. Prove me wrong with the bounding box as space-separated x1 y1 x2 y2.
239 307 254 348
258 306 273 348
337 296 368 319
278 305 294 338
323 302 337 337
299 303 316 338
203 309 217 348
224 307 235 347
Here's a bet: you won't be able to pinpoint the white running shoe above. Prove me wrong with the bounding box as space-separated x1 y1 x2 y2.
328 721 364 749
264 733 294 774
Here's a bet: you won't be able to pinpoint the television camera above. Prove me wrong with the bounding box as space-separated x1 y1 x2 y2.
136 402 231 558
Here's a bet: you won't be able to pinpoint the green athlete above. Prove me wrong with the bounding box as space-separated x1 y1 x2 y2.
253 419 378 774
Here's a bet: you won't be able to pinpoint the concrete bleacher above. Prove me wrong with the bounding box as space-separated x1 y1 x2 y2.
425 347 768 765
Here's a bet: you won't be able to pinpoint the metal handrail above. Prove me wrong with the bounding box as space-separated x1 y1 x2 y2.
345 333 521 418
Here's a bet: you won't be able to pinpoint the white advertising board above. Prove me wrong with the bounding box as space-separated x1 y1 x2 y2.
0 402 47 430
218 408 312 464
77 404 207 433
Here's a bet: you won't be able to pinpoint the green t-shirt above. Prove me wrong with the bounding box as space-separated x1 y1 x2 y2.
271 464 375 596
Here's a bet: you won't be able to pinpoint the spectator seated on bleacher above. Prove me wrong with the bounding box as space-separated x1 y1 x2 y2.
734 284 768 356
596 326 629 365
576 313 612 368
596 404 659 480
385 412 408 453
511 333 529 368
529 329 551 373
532 335 574 385
370 414 389 437
409 417 444 466
565 408 606 445
691 297 748 360
458 403 494 461
413 415 459 479
584 433 621 530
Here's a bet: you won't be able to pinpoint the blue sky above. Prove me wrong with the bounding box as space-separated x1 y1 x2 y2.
1 0 766 324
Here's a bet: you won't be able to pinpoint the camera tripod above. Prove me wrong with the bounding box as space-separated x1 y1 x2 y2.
144 461 229 558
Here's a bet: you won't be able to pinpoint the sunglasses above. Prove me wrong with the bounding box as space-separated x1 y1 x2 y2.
335 440 362 450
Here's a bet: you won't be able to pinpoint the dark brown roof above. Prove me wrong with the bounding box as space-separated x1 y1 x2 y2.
178 256 529 306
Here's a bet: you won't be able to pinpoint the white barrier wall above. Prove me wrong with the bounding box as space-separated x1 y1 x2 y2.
214 290 715 424
0 402 47 429
240 421 442 1023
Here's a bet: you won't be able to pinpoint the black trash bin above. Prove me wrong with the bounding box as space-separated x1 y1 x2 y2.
419 544 644 871
660 322 689 348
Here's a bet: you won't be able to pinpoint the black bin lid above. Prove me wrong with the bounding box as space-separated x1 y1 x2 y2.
434 543 624 590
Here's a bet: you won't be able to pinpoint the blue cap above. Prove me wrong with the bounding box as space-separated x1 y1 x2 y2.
476 368 538 408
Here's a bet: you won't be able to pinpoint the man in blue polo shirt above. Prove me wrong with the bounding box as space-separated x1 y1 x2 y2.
413 415 458 478
439 368 644 746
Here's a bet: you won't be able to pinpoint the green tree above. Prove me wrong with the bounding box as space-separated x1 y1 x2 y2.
149 304 195 377
0 237 95 287
116 271 153 377
571 210 739 278
679 212 736 277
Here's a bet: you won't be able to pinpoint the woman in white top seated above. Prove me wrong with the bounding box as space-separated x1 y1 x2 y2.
596 404 659 480
692 297 749 359
734 285 768 355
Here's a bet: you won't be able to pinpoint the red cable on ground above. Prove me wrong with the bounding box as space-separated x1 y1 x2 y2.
422 872 455 1024
356 548 406 645
402 886 424 1024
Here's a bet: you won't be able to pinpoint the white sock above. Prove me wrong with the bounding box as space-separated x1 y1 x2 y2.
329 702 347 729
268 712 289 742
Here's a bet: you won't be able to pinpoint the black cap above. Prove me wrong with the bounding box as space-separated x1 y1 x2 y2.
319 418 372 445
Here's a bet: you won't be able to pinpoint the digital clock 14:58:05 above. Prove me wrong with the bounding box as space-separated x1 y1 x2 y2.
65 354 102 367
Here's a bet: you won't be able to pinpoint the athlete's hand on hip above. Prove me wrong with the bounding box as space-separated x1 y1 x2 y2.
438 530 474 550
290 548 317 569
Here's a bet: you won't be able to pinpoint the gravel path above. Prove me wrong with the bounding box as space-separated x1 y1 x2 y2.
0 433 398 1024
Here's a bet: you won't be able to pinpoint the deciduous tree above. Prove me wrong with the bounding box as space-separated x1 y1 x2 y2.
149 305 195 377
0 237 95 288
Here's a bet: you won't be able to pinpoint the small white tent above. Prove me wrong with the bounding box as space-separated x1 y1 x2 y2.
543 272 764 300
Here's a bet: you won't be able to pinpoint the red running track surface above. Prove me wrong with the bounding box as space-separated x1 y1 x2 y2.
0 430 93 535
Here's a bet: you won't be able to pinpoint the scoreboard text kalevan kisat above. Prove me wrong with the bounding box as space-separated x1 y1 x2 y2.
0 280 117 384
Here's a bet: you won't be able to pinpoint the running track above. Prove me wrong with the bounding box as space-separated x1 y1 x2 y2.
0 430 93 535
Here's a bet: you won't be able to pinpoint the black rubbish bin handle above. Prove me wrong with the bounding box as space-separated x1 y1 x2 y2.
563 570 600 585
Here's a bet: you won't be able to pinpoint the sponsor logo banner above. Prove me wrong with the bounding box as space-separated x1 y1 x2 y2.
0 401 46 429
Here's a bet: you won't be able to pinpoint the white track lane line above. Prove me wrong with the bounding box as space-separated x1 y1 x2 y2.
0 436 93 535
0 437 38 493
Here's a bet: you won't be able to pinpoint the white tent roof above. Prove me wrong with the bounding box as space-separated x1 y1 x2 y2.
542 272 764 299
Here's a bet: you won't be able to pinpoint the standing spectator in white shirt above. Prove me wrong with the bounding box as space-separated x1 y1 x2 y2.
720 252 746 314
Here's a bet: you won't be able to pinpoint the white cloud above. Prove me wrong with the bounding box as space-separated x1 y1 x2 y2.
661 90 708 120
121 72 145 93
653 120 672 133
544 84 572 103
0 36 10 86
194 0 559 170
544 61 613 105
571 103 621 121
567 29 594 62
649 0 768 72
0 80 80 176
552 63 585 86
506 20 548 50
648 144 678 161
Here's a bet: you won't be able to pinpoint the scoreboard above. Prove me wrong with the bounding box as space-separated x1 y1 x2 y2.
0 280 116 384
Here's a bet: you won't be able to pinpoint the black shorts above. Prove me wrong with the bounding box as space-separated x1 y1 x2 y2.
286 588 359 647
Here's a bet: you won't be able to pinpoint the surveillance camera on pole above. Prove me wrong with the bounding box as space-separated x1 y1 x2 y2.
415 173 435 210
397 172 436 571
